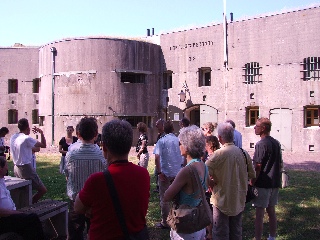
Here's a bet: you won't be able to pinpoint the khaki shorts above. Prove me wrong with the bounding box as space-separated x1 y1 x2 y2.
252 187 279 208
14 163 45 191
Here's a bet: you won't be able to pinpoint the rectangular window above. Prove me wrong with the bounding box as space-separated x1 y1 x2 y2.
32 109 39 124
121 73 145 83
33 78 40 93
8 109 18 124
301 57 320 81
198 67 211 87
163 71 173 89
8 79 18 93
39 116 45 126
246 106 259 126
118 116 152 128
243 62 261 84
304 106 319 127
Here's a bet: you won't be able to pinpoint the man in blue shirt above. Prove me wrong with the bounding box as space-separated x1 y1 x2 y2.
154 120 182 228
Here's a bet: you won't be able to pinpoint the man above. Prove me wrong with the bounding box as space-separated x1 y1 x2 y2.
153 119 165 193
226 119 242 148
10 118 47 203
0 156 44 239
252 117 282 240
74 119 150 239
154 120 182 228
65 117 107 240
206 122 255 239
179 117 190 129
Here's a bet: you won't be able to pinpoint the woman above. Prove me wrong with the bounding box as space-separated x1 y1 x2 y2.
203 135 220 240
58 126 78 174
0 127 9 158
164 125 209 240
201 122 216 137
136 122 149 168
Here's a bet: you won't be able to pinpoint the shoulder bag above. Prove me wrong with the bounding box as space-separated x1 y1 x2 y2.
166 164 213 234
103 170 149 240
240 148 258 203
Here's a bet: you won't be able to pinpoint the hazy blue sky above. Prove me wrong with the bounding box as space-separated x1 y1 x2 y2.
1 0 319 46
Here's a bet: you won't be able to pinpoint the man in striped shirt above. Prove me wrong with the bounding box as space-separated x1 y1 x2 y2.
65 117 107 240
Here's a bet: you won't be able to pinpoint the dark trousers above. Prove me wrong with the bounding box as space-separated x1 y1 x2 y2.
68 200 90 240
0 213 44 240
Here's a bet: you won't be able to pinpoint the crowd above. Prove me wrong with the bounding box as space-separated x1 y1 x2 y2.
0 115 283 240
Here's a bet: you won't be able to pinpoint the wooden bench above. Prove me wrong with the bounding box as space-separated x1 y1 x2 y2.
0 199 68 239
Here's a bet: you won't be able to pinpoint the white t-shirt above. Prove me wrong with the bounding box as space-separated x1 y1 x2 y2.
0 178 16 210
10 133 37 166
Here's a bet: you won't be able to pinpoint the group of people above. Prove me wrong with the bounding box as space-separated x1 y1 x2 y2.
152 117 282 240
0 115 283 240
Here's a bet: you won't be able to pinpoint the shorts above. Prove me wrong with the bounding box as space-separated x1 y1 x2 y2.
252 187 279 208
14 163 45 191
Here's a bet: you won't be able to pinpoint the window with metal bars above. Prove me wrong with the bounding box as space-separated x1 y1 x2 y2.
243 62 261 84
246 106 259 126
304 106 319 127
301 57 320 81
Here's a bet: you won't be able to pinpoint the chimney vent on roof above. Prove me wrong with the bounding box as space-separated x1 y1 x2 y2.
147 29 150 36
230 12 234 22
152 28 154 36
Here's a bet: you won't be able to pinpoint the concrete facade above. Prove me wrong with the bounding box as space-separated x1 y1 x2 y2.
0 6 319 153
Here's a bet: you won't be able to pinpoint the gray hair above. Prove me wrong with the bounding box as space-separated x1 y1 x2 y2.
179 125 205 159
217 122 234 143
102 119 133 155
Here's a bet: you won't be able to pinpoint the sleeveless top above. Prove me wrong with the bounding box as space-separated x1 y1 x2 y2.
179 159 208 207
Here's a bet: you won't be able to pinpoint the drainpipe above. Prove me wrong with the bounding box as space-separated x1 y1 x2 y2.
50 47 56 145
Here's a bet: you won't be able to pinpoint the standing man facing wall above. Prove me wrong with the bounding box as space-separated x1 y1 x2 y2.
10 118 47 204
225 119 242 148
154 120 182 229
206 122 255 239
252 117 282 240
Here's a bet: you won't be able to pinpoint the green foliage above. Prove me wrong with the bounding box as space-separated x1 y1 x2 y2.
8 155 320 239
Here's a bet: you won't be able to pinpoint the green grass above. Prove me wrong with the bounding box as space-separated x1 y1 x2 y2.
8 154 320 240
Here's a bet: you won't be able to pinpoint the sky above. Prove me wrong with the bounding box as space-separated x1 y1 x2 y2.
1 0 320 47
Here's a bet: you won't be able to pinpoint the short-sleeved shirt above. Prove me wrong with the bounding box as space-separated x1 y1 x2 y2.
79 162 150 239
253 136 282 188
233 129 242 148
65 143 106 200
136 133 148 153
59 136 78 156
10 133 37 166
0 178 16 210
153 133 182 177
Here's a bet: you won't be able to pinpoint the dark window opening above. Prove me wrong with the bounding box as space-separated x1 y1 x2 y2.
121 73 145 83
163 71 173 89
33 78 40 93
8 79 18 93
118 116 152 128
32 109 39 124
8 109 18 124
199 67 211 87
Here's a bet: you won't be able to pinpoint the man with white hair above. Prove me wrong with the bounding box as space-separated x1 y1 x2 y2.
206 122 255 239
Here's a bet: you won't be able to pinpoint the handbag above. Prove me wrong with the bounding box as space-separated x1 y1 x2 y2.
281 170 289 188
104 170 149 240
166 164 213 234
240 148 258 203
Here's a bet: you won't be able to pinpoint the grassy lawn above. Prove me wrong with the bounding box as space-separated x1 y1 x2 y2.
7 153 320 240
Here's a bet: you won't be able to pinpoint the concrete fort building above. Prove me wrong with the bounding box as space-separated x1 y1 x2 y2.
0 5 319 154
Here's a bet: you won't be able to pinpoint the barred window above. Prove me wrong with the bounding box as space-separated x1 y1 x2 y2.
246 106 259 127
198 67 211 87
301 57 320 81
304 106 319 127
243 62 261 84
